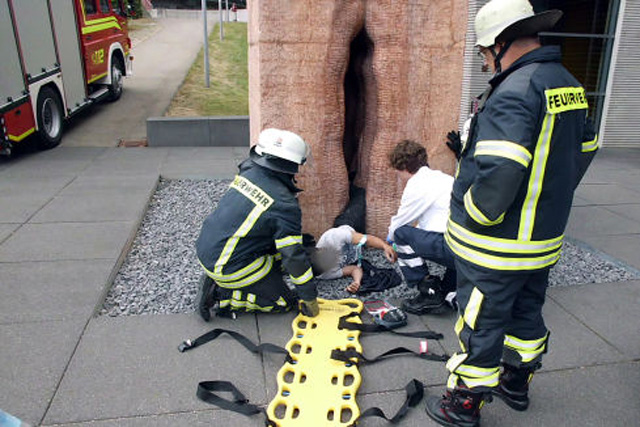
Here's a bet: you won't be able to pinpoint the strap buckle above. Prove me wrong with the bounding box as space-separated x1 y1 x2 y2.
178 339 194 353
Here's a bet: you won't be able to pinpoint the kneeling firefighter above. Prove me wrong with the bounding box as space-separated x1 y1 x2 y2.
195 128 319 320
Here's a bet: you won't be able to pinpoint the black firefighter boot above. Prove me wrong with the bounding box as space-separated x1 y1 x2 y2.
492 363 537 411
195 273 218 322
401 275 447 315
425 386 488 427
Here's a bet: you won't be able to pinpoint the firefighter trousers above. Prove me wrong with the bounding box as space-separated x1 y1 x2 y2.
208 260 299 313
393 225 456 293
446 258 550 391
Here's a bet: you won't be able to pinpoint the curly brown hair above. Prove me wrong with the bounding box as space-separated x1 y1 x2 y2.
389 140 428 174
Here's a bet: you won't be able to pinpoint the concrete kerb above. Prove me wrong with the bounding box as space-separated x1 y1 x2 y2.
564 235 640 277
90 175 161 319
146 116 249 147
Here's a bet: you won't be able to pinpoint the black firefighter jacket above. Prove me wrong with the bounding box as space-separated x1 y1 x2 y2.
196 159 317 300
446 45 599 272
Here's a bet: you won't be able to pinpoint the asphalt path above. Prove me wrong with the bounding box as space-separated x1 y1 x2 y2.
61 17 209 147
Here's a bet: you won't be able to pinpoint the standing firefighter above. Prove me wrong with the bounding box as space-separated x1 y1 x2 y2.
195 129 319 320
426 1 600 426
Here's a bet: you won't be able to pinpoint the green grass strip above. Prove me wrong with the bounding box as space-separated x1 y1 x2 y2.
167 22 248 117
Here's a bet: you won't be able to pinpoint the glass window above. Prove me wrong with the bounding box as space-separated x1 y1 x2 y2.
84 0 97 15
534 0 620 128
117 0 126 15
463 0 620 131
99 0 111 13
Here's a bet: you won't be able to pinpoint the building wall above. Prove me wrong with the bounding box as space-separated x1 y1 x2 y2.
601 0 640 147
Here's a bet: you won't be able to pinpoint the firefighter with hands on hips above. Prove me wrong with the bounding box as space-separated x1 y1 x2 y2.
195 128 320 320
386 140 457 314
425 1 600 426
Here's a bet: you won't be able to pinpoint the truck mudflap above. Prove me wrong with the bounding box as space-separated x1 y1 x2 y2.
0 120 9 155
1 100 36 144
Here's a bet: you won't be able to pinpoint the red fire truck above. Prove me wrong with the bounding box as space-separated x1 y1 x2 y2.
0 0 133 155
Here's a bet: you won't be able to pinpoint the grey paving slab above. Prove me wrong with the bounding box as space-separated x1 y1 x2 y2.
42 410 264 427
602 203 640 223
0 260 114 323
0 175 75 223
0 148 107 178
416 298 624 373
159 160 241 180
0 223 19 242
56 174 159 197
575 234 640 270
482 362 640 427
159 147 247 179
357 389 440 427
43 313 266 425
589 147 640 169
574 183 640 205
580 166 630 185
417 309 460 357
565 205 640 240
0 221 134 262
415 295 626 374
548 280 640 358
30 193 151 223
0 319 86 426
0 173 73 194
571 194 591 207
580 151 640 185
361 362 640 427
163 146 248 161
79 148 168 176
254 311 299 398
538 297 623 370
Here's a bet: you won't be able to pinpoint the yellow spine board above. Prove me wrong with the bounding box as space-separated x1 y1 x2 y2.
267 298 364 426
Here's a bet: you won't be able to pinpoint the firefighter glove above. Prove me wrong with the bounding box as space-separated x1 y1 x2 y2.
299 299 320 317
446 130 462 159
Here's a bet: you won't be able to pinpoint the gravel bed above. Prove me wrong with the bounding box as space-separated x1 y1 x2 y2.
100 179 640 317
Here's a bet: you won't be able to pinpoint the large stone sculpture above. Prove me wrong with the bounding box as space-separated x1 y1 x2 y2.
248 0 466 238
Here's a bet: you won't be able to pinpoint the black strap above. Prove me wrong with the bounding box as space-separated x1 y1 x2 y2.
197 381 262 415
339 312 444 340
178 327 291 362
351 379 425 426
332 347 448 366
196 381 276 426
197 379 424 427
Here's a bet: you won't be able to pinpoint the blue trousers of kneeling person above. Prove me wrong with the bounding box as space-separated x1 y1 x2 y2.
393 225 457 294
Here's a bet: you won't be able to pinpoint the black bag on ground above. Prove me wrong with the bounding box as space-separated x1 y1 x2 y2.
356 259 402 294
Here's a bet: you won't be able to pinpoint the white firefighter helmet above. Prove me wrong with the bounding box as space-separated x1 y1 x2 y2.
475 0 562 48
251 128 310 174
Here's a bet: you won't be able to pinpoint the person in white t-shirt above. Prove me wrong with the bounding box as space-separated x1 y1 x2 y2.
387 140 457 314
311 225 396 293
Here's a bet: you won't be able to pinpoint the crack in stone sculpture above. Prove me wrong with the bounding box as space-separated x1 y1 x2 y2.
248 0 467 238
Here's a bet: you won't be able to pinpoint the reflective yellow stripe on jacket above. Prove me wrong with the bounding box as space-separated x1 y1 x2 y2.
445 219 563 271
582 134 599 153
275 235 303 249
209 176 275 288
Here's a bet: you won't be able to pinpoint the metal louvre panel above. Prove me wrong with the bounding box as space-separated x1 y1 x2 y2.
50 0 88 113
0 0 25 107
601 0 640 147
11 0 58 81
459 0 491 131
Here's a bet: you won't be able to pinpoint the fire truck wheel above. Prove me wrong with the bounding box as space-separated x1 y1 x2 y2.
108 57 124 101
36 86 63 150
